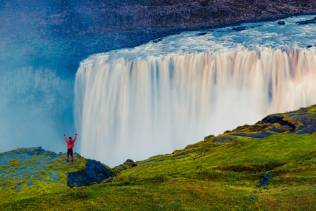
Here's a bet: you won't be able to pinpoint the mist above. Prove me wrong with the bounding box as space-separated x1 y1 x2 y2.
0 67 73 152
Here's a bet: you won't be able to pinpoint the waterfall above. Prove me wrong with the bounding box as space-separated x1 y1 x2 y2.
75 46 316 166
74 13 316 166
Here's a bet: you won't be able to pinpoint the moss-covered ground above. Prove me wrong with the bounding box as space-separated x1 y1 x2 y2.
1 106 316 210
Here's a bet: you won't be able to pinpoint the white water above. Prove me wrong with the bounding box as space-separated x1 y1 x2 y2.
75 15 316 166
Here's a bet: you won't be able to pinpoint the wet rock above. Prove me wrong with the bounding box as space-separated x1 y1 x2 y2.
277 20 286 25
67 160 114 187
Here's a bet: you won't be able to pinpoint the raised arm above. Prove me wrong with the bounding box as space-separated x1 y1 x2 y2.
73 133 78 142
64 134 68 142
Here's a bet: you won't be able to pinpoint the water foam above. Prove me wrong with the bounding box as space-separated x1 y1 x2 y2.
75 15 316 165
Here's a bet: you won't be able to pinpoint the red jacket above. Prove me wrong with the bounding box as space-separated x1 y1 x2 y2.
64 134 77 149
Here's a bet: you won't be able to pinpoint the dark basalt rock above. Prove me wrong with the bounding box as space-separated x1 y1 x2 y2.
261 115 296 132
268 108 316 134
261 115 283 123
113 159 137 174
123 159 137 168
295 117 316 134
67 160 114 187
216 105 316 138
277 20 286 25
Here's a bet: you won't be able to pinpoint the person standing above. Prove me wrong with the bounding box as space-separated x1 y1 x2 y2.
64 133 78 162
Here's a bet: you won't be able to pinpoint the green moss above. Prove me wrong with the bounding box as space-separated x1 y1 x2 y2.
2 106 316 209
7 159 19 167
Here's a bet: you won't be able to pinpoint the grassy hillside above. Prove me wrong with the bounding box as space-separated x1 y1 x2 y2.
1 106 316 210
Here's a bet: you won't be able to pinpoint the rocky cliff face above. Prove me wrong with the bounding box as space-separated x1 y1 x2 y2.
50 0 316 34
7 0 316 36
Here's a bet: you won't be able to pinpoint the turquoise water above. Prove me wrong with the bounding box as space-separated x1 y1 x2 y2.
93 15 316 62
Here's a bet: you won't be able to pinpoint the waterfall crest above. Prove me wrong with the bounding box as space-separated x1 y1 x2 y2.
75 46 316 165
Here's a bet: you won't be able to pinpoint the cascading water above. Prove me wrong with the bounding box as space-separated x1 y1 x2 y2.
75 15 316 166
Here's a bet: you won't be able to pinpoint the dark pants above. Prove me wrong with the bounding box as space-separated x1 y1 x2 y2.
67 149 74 161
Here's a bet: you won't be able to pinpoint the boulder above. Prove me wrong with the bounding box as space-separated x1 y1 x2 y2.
67 160 114 187
277 20 286 25
113 159 137 174
123 159 137 168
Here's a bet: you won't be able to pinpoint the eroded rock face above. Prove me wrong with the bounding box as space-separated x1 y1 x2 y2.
67 160 114 187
